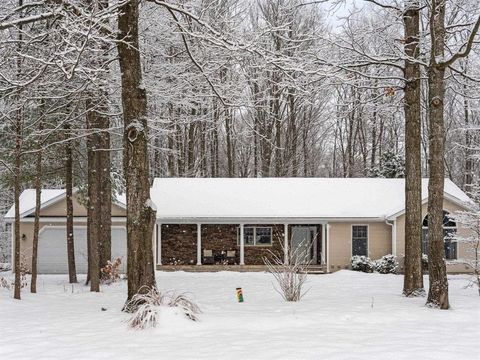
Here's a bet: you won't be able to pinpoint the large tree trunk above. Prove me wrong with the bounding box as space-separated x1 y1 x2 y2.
117 0 157 303
31 119 43 293
402 0 424 297
426 1 449 309
65 124 77 284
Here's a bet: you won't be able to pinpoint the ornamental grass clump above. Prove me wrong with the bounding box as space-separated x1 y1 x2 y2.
125 286 201 329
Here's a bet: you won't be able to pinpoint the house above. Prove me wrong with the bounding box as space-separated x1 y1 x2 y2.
4 178 475 274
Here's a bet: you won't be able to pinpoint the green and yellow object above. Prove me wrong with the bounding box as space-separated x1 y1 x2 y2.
236 287 244 302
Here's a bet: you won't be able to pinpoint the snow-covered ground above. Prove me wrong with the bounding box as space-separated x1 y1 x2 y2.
0 271 478 360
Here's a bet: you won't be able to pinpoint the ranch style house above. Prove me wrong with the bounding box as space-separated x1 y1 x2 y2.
4 177 475 274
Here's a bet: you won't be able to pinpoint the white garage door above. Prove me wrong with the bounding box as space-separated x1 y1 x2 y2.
38 226 127 274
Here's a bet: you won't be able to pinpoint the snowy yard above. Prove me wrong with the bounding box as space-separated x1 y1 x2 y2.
0 271 478 360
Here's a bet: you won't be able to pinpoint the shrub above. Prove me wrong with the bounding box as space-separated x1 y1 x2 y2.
125 286 201 329
351 255 374 273
0 262 11 272
101 257 122 284
263 239 311 302
374 254 398 274
421 254 429 273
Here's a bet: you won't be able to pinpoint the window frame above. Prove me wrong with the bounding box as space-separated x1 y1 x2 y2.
421 215 458 261
351 224 369 257
237 226 273 247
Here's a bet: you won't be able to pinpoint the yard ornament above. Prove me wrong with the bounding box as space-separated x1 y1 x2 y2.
236 287 244 303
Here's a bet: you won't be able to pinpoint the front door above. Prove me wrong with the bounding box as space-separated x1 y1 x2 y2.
291 226 318 264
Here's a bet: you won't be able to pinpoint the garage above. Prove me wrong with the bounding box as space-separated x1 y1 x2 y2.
38 226 127 274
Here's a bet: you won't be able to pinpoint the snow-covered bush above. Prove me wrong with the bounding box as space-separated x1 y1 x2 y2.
0 262 11 272
125 287 201 329
421 254 429 273
351 256 374 273
100 257 122 284
374 254 398 274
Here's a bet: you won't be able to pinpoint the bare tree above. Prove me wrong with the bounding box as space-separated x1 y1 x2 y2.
117 0 157 303
403 0 424 297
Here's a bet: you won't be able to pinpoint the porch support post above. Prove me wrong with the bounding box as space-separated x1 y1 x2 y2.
284 223 289 265
322 223 327 265
326 223 330 273
240 223 245 265
157 223 162 265
196 223 202 265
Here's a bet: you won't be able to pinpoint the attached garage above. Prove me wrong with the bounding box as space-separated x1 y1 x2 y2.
38 226 127 274
5 188 129 274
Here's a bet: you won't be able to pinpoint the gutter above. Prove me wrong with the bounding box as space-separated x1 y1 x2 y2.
385 219 396 256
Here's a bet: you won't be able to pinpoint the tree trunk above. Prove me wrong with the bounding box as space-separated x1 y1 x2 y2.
31 119 43 293
13 108 22 300
117 0 157 303
426 1 449 309
225 108 235 177
402 0 424 297
463 84 473 190
13 0 23 300
65 123 77 284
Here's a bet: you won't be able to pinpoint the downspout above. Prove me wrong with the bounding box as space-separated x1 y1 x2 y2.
385 218 396 256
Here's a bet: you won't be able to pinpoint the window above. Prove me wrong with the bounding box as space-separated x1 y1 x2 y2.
237 226 272 246
422 211 457 260
352 225 368 256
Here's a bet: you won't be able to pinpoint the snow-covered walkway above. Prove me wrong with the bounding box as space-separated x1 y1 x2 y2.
0 270 478 360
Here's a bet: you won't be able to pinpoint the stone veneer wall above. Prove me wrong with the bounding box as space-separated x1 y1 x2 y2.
161 224 197 265
160 223 286 265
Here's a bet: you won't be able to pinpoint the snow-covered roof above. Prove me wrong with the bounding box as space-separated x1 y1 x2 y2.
4 178 472 222
4 189 126 219
150 177 473 221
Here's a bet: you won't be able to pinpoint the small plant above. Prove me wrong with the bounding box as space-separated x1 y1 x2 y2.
351 255 374 273
421 253 429 273
101 257 122 284
125 286 201 329
0 262 11 272
0 276 9 289
0 256 28 290
263 238 311 302
374 254 398 274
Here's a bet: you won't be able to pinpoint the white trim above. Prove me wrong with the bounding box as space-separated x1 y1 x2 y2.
5 188 127 221
322 223 327 265
239 223 245 265
386 192 473 220
284 223 289 265
153 223 157 266
196 223 202 265
11 222 14 268
326 223 330 273
236 226 273 247
20 190 67 218
351 224 369 258
155 218 373 224
157 223 162 265
38 224 126 235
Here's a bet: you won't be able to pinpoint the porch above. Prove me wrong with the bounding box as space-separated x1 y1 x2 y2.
155 221 330 271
